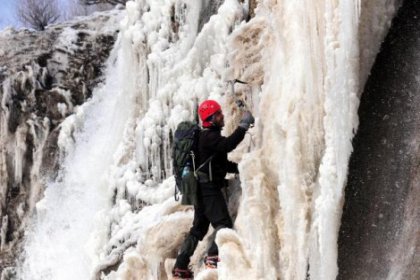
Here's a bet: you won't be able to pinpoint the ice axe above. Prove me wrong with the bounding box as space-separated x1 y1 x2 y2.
227 79 252 111
228 79 248 95
226 79 254 130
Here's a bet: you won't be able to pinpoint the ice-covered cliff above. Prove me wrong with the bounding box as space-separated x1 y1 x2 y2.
0 8 124 276
1 0 417 280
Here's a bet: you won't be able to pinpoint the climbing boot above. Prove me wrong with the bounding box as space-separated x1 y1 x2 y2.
204 255 220 269
172 267 193 279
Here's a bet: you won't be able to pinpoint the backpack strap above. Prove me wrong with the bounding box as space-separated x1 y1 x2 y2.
194 128 215 180
194 154 215 180
195 155 214 172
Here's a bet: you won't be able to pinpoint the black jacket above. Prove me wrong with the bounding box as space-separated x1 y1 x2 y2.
197 126 246 186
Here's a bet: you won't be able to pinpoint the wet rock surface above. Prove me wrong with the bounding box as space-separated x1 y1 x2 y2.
0 10 122 274
338 0 419 279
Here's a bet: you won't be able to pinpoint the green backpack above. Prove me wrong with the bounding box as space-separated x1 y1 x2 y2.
172 121 213 205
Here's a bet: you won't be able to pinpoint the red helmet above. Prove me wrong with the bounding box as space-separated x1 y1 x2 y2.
198 100 221 123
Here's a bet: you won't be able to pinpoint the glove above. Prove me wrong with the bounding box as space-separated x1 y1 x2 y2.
239 111 255 130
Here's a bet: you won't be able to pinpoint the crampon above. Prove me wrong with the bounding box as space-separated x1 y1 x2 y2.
172 267 193 279
204 255 220 269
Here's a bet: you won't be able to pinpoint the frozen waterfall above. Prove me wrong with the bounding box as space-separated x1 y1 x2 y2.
18 0 399 279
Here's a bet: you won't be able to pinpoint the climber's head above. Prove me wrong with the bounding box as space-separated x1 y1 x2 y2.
198 100 224 128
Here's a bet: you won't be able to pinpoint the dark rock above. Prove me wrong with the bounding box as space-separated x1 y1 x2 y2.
338 0 420 279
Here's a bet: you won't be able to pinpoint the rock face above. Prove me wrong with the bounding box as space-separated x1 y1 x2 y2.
0 10 123 273
338 0 419 279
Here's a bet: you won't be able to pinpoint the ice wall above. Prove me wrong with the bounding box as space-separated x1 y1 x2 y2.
226 0 361 278
17 0 400 280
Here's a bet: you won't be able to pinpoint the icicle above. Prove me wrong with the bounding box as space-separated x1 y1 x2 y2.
27 117 50 212
0 215 8 251
0 146 8 219
13 125 27 188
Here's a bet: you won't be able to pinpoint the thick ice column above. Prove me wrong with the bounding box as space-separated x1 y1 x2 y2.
0 146 7 218
229 0 362 279
309 1 361 279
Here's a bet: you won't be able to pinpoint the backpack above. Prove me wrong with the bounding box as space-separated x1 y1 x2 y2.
172 121 213 205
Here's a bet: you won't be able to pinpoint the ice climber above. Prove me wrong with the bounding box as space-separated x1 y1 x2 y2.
172 99 255 279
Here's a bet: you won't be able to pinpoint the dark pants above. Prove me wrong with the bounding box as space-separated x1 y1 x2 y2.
174 183 232 269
